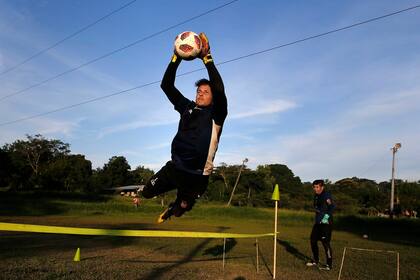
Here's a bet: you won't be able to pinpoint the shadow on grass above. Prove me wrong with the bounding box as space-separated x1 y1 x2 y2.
137 226 247 280
0 233 138 259
277 239 310 262
0 221 167 259
203 238 237 256
0 197 66 216
0 192 110 216
335 215 420 247
125 255 248 264
257 239 312 278
257 246 273 278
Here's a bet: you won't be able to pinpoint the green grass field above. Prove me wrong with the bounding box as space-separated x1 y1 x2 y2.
0 193 419 280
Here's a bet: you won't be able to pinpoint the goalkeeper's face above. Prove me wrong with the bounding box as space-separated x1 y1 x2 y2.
313 184 324 195
196 85 213 107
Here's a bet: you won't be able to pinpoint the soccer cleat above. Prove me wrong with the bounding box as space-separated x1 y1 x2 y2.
319 265 331 271
157 205 174 224
306 260 318 267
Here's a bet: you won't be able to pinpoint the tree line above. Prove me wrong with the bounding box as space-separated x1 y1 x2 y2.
1 134 419 215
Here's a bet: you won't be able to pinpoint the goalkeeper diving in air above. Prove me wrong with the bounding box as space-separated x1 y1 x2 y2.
141 33 227 224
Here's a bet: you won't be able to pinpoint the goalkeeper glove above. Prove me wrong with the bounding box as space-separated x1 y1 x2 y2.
199 32 213 64
170 53 180 63
321 214 330 224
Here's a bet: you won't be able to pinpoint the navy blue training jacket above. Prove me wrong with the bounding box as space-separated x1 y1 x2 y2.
314 190 335 224
160 55 227 176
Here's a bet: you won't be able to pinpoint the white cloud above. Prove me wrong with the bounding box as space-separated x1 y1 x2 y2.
145 142 170 150
221 132 254 141
30 117 81 137
97 118 177 139
0 117 81 146
214 81 420 182
96 96 297 139
230 99 297 119
46 48 135 92
347 89 420 123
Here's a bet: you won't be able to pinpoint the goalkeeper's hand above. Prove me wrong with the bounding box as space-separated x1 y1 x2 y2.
199 32 213 64
321 214 330 224
199 32 210 57
171 52 181 63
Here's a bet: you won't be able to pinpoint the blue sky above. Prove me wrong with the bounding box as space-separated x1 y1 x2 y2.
1 0 419 182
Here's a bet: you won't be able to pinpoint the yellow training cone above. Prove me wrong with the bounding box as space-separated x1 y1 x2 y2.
73 248 80 262
271 184 280 201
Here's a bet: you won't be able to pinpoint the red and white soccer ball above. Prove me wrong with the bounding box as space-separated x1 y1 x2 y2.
174 31 202 60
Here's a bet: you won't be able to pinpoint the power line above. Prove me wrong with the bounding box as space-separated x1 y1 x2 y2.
1 3 419 127
0 68 206 126
217 4 420 66
358 152 389 179
0 0 240 102
0 79 162 126
0 0 138 77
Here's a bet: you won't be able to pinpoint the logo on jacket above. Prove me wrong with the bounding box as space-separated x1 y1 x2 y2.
150 178 158 186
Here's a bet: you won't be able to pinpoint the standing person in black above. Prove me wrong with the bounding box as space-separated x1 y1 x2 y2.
306 179 335 270
141 33 227 224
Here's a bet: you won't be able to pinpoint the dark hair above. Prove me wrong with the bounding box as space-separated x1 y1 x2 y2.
195 78 211 88
312 179 325 187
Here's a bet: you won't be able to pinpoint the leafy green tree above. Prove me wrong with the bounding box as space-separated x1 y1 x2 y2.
212 162 231 201
209 163 237 202
395 181 420 213
206 177 226 201
0 147 13 188
333 177 387 213
131 165 154 185
263 164 303 194
99 156 132 189
256 164 304 208
3 134 70 190
6 134 69 176
90 167 105 193
42 155 92 192
1 133 418 212
240 170 272 206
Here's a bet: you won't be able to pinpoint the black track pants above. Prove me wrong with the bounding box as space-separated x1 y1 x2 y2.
310 224 333 267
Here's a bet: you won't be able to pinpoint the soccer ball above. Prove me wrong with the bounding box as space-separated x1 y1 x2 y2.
174 31 202 60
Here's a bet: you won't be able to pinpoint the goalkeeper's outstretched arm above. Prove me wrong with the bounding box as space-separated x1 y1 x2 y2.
161 54 189 113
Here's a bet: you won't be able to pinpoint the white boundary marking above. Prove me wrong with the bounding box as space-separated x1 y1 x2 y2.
337 247 399 280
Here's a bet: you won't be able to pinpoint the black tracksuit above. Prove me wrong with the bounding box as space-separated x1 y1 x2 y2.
142 55 227 216
310 190 335 267
162 56 227 175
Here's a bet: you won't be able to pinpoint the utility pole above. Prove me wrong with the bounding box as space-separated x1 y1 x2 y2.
227 158 248 207
390 143 401 218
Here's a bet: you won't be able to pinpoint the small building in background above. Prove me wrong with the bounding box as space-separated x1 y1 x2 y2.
104 185 145 196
